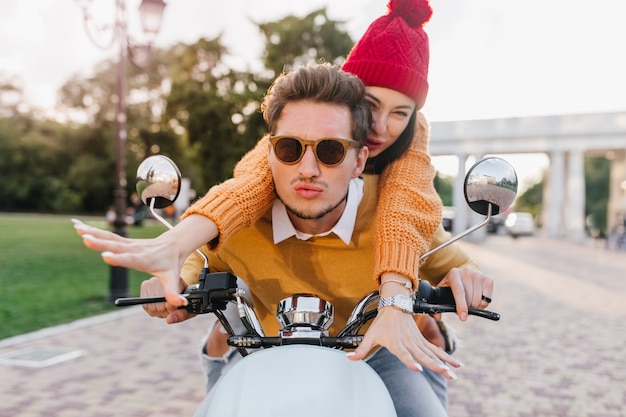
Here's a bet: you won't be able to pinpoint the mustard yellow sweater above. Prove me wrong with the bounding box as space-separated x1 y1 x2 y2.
182 112 442 286
181 175 476 336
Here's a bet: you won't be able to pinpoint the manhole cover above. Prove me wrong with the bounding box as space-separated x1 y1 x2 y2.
0 347 83 368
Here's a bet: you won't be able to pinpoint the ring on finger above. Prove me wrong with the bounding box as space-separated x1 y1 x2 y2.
481 295 492 303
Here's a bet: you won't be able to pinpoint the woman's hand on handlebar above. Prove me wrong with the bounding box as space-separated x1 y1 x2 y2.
140 277 195 324
347 308 462 380
437 267 494 321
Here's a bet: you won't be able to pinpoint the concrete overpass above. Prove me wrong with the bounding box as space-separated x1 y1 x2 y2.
429 111 626 243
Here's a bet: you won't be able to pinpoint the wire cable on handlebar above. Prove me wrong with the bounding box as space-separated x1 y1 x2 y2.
214 309 249 357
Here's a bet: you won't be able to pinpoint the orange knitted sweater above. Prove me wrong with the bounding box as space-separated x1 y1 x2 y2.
182 111 442 286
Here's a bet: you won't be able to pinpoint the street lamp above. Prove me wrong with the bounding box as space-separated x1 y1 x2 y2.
80 0 166 301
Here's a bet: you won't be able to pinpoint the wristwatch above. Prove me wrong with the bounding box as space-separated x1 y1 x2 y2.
378 294 414 314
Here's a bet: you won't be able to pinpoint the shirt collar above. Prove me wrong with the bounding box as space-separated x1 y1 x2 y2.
272 177 364 245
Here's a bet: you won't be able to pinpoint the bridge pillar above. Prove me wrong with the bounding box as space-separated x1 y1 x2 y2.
544 150 566 237
566 150 586 243
607 149 626 232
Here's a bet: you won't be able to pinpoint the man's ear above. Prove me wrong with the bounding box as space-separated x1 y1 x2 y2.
267 141 276 174
352 146 369 178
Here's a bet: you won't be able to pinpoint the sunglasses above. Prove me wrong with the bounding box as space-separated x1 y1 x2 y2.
269 136 362 167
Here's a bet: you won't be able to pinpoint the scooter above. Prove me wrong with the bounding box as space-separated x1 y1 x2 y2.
116 155 518 417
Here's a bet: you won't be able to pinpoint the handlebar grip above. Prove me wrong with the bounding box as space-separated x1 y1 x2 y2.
468 307 500 321
115 296 166 306
415 282 500 321
320 336 363 348
228 335 267 348
417 281 455 305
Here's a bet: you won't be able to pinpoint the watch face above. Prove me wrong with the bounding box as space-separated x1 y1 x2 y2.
379 295 414 314
394 295 413 312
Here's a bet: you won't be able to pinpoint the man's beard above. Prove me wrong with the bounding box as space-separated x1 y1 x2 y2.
279 191 349 220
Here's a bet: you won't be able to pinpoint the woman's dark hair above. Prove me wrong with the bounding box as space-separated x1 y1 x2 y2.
364 109 417 174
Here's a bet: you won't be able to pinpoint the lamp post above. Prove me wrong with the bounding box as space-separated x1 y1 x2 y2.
80 0 166 301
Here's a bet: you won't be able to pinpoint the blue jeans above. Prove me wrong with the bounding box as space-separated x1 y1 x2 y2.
366 347 448 417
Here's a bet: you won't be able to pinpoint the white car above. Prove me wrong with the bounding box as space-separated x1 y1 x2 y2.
504 212 535 237
442 206 455 232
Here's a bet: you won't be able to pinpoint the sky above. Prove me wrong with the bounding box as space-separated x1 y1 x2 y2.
1 0 625 185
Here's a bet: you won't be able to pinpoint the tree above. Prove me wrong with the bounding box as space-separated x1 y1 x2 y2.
0 114 97 213
434 173 453 206
0 72 23 117
160 37 268 191
514 156 610 234
2 9 355 214
515 180 543 219
259 8 353 76
162 8 354 191
57 44 184 211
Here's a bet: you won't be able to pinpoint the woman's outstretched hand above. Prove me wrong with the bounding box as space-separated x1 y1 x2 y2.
71 214 219 307
72 218 187 307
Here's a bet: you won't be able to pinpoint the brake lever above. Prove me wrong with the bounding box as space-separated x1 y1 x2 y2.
114 283 200 308
114 270 239 315
115 295 175 306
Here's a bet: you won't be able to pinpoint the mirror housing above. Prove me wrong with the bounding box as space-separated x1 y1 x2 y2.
136 155 181 209
464 156 518 216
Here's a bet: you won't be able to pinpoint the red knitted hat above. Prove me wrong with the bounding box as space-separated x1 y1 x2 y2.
342 0 432 109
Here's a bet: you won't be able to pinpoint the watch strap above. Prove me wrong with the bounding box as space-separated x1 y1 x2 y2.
378 294 414 314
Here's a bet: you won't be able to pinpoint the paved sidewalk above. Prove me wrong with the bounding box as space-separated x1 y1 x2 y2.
447 235 626 417
1 234 625 417
0 307 209 417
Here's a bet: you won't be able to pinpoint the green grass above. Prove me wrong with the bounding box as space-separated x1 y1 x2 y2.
0 213 163 340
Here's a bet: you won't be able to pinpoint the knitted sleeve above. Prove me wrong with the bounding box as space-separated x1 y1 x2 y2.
181 135 275 250
374 111 443 286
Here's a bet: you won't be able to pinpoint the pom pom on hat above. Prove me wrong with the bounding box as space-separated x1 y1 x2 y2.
389 0 432 27
342 0 432 109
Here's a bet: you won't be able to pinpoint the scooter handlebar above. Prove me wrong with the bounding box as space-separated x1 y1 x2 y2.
415 281 500 321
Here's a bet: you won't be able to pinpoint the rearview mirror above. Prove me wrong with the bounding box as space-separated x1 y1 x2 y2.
136 155 182 209
464 156 518 216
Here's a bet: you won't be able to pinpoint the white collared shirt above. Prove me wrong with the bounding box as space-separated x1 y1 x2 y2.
272 178 364 245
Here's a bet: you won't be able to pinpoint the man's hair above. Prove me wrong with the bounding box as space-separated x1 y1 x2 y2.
261 63 371 146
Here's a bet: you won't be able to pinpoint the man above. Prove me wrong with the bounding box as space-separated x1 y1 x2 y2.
139 63 491 417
